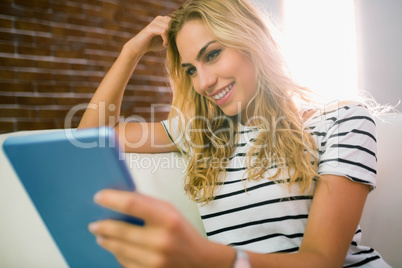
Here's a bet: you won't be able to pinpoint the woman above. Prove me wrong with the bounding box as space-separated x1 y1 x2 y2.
79 0 390 267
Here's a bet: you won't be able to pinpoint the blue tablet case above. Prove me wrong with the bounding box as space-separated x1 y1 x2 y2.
3 127 143 268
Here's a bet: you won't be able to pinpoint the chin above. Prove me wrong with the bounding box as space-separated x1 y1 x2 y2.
220 108 246 119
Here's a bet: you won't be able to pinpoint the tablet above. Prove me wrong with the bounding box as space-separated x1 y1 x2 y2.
2 127 143 268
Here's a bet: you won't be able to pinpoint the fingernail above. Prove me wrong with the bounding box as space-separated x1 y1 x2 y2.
88 222 98 233
96 235 104 244
94 191 102 203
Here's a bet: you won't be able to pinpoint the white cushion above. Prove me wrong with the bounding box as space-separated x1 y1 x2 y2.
0 113 401 266
359 113 402 267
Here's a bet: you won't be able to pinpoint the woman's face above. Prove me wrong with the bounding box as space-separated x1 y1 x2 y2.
176 20 257 121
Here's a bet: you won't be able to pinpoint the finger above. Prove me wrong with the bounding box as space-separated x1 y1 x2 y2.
147 16 170 35
95 235 162 268
152 15 171 26
149 16 171 47
131 16 170 53
94 190 179 226
160 16 171 47
89 219 161 248
114 255 141 268
142 26 166 51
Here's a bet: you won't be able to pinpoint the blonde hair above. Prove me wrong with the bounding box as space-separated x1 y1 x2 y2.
166 0 319 203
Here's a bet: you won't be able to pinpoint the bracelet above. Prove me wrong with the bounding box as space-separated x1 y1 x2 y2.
233 248 251 268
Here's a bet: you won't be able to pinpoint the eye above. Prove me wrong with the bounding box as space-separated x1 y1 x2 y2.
206 49 222 62
186 66 197 76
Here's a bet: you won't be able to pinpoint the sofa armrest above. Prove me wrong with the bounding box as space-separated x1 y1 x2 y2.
0 130 69 267
359 113 402 267
0 129 204 267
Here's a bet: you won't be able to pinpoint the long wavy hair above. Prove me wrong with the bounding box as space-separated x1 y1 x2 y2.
165 0 319 203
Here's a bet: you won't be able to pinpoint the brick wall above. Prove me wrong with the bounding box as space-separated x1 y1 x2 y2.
0 0 183 134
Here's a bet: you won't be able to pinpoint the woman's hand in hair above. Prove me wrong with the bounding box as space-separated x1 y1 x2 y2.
88 189 233 268
124 16 171 57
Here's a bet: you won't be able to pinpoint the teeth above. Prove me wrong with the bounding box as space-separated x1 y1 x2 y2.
213 84 233 100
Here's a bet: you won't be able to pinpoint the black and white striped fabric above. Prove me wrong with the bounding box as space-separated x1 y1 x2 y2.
161 104 390 267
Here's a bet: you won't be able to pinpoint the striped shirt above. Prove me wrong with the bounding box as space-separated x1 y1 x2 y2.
161 103 390 267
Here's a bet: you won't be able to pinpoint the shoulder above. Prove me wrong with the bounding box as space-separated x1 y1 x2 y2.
304 101 375 130
310 101 378 188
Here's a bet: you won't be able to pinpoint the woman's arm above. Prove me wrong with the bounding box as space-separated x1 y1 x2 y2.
247 174 370 268
78 16 177 153
78 16 171 129
89 174 369 267
77 46 141 129
115 121 178 153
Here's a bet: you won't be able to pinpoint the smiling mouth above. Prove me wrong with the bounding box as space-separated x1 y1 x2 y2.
212 83 234 100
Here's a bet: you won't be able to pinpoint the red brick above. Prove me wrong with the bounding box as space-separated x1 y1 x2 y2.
53 73 92 83
18 71 52 81
38 108 69 119
0 82 34 92
0 18 12 28
52 3 83 15
52 26 85 37
87 53 116 62
136 0 172 10
0 0 12 5
0 95 17 104
86 31 114 41
35 35 54 46
124 5 153 17
18 45 52 56
0 120 15 134
0 6 34 18
0 31 34 43
0 69 15 80
0 107 35 118
33 11 68 23
86 9 115 20
36 60 70 70
101 21 121 31
54 50 85 59
70 63 104 72
37 83 71 93
88 75 105 84
14 0 51 9
68 0 98 6
18 96 56 105
114 11 151 25
15 20 51 33
74 85 96 94
0 57 35 68
0 43 14 54
69 17 100 28
55 97 91 106
101 43 122 53
55 117 80 129
100 1 120 11
16 120 57 131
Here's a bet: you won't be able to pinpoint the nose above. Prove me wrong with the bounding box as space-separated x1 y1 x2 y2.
197 65 217 94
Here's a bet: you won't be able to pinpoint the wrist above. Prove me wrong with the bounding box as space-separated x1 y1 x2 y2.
121 42 145 60
195 240 236 268
233 248 251 268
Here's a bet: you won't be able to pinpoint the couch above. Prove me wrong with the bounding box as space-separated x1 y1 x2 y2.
1 113 401 267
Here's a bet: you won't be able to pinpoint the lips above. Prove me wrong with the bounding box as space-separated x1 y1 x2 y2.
210 82 234 100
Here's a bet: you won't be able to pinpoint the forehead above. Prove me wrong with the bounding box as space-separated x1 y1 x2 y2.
176 20 215 62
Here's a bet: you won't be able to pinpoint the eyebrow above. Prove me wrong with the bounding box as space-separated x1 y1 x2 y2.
181 40 217 68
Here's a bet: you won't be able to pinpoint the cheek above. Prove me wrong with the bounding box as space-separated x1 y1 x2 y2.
240 61 257 90
191 78 201 94
221 50 249 72
215 58 236 75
